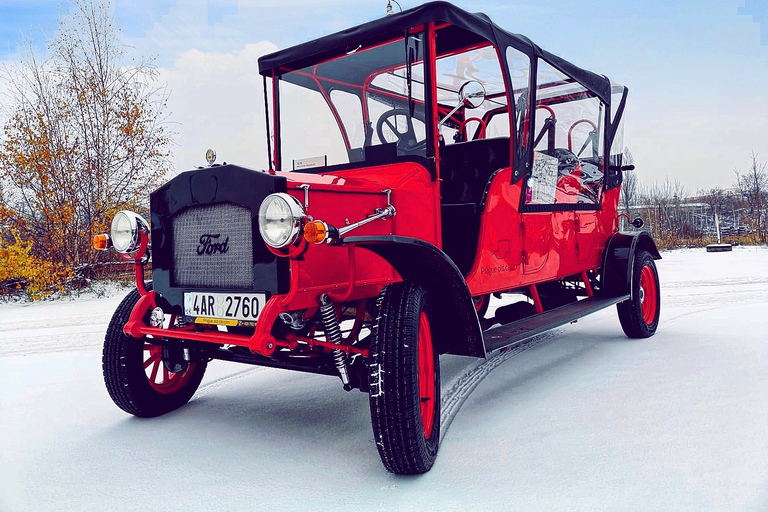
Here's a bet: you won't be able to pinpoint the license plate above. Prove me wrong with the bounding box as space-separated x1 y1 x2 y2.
184 292 266 326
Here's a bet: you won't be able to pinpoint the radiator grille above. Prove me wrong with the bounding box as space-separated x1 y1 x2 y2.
172 203 253 289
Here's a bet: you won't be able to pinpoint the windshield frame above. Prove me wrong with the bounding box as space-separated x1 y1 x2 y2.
271 26 436 173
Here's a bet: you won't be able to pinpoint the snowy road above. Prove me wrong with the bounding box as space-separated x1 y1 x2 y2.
1 247 767 511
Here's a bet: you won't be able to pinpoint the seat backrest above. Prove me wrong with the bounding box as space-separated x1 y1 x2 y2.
439 137 510 207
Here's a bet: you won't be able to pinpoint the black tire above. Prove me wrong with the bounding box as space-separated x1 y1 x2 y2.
103 285 207 417
368 282 440 474
617 250 661 338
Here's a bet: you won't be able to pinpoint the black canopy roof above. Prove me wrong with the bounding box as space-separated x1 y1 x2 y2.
257 1 611 104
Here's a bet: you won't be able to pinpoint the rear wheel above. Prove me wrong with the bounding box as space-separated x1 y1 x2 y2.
103 286 207 417
369 282 440 474
617 250 660 338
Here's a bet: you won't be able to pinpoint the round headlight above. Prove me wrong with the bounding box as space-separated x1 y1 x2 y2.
111 211 148 253
258 193 306 248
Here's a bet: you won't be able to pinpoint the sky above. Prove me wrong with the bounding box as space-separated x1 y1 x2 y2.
0 0 767 193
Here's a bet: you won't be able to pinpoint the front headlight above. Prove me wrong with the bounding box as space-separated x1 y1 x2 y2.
258 193 306 248
111 210 149 253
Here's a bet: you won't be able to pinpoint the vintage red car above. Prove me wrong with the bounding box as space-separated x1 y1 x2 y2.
95 1 660 474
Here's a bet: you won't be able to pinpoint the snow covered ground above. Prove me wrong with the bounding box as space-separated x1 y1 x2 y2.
1 246 767 511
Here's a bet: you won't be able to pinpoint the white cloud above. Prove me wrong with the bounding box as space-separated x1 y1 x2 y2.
159 40 278 174
121 0 395 70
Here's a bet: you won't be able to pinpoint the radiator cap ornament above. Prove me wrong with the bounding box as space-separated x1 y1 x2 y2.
205 148 217 166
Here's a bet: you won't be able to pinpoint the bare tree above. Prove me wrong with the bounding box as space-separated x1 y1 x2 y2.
699 187 726 215
0 0 171 286
636 177 697 242
734 151 768 242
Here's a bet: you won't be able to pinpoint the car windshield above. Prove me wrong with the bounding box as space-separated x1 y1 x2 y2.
277 32 426 170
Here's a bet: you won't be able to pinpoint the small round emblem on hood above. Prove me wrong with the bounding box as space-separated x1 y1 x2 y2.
205 149 217 166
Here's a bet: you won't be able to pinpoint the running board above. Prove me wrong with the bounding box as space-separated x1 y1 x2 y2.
483 294 630 353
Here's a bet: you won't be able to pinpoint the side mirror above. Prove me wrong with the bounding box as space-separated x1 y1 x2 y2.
632 217 644 229
458 81 486 109
438 81 487 132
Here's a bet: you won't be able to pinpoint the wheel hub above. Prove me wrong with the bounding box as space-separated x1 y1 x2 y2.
143 343 197 395
638 264 657 325
162 345 190 373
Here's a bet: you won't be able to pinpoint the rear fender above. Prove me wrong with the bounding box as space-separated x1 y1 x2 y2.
600 231 661 298
343 236 486 358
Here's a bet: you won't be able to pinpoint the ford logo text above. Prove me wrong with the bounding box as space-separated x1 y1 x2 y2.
197 234 229 255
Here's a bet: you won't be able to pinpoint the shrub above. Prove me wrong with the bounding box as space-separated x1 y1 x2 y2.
0 230 72 299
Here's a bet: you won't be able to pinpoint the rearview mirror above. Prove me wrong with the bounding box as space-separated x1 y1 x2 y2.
459 81 486 109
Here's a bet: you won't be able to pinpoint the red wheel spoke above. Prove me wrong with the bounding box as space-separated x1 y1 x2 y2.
149 359 160 383
143 325 199 393
143 352 161 369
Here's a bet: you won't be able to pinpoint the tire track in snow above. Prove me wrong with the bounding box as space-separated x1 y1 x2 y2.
439 329 563 444
190 329 564 437
193 366 267 399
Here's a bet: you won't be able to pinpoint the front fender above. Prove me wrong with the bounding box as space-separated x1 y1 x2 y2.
343 236 486 358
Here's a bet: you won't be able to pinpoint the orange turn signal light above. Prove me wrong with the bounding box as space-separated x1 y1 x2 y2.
93 233 111 250
303 220 328 244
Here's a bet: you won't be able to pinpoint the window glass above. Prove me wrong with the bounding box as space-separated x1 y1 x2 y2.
278 33 426 169
367 59 426 149
485 111 510 138
610 81 625 124
506 47 531 161
436 44 507 144
609 81 630 165
436 46 505 99
330 90 365 150
525 59 605 206
279 80 347 168
370 62 425 102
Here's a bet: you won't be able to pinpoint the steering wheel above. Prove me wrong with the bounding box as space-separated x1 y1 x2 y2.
376 109 425 154
568 119 598 156
457 117 487 141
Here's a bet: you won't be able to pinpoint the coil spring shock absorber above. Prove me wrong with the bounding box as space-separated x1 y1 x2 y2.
319 294 351 389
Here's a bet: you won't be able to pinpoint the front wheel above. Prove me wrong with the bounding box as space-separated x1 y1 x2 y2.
103 286 207 417
617 250 661 338
368 282 440 474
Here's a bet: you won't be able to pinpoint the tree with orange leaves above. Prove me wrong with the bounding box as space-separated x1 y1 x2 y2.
0 0 171 297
